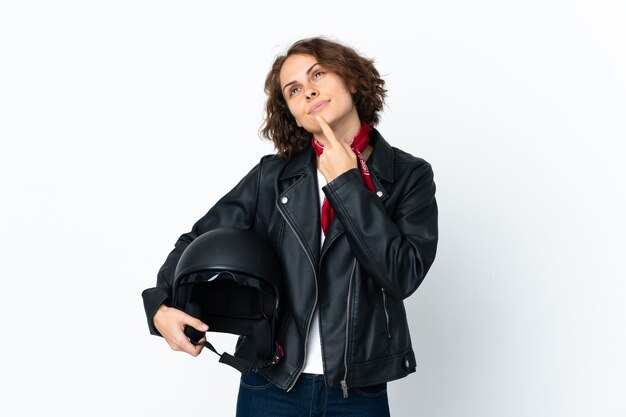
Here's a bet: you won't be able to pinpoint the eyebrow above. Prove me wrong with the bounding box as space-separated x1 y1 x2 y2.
282 63 320 95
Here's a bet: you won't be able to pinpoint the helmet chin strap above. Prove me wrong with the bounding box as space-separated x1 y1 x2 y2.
184 324 284 374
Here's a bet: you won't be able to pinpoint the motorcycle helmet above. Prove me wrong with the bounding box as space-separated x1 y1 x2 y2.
172 228 283 373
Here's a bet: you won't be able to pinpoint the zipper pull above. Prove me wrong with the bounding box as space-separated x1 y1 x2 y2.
340 379 349 398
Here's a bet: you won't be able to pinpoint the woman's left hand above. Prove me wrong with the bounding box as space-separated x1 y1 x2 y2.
315 115 358 182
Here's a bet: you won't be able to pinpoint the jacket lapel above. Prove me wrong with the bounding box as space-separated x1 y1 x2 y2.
366 128 395 191
320 210 344 258
276 147 321 268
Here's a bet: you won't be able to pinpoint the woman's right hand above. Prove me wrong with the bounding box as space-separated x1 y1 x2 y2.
153 304 209 357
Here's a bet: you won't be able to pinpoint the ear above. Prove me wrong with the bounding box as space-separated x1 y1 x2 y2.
296 120 302 128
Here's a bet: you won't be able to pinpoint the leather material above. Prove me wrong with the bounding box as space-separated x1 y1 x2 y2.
142 128 438 390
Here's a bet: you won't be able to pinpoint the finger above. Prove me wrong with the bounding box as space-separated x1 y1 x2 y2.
182 339 202 356
191 337 205 357
315 115 339 146
184 314 209 332
180 331 205 356
192 345 203 357
171 331 199 355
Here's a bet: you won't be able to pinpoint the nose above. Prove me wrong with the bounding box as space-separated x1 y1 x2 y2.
304 88 318 101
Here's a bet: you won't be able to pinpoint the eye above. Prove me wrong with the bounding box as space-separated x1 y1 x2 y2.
313 70 324 79
289 86 301 96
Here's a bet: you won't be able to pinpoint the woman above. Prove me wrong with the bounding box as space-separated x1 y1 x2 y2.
142 37 438 416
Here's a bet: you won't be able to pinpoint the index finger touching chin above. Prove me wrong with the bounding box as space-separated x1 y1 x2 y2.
315 115 328 128
315 115 337 144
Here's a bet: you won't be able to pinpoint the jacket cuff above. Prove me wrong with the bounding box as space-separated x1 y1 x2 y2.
323 168 362 194
142 287 170 337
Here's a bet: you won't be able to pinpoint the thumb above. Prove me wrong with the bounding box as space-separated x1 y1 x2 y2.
185 314 209 332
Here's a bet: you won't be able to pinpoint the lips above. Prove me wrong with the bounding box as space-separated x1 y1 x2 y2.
308 100 329 115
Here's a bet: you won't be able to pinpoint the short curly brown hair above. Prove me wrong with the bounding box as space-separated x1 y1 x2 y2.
261 37 387 159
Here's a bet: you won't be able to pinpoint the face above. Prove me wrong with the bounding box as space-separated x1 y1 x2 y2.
279 53 358 135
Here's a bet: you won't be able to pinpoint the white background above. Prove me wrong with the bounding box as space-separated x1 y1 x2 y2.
1 1 625 416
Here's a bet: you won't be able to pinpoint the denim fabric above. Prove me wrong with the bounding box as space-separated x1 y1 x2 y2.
236 372 391 417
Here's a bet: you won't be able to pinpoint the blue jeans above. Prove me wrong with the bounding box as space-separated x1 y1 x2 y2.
236 372 391 417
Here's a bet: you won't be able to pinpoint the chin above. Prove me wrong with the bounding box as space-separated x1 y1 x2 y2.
316 112 335 125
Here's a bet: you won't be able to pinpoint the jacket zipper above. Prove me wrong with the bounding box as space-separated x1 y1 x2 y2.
340 259 358 398
276 201 319 392
381 288 392 339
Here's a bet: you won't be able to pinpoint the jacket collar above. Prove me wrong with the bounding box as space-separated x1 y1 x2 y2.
366 128 395 183
278 127 395 183
279 146 315 180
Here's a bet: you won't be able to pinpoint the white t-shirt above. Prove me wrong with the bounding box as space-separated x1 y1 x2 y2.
301 169 327 374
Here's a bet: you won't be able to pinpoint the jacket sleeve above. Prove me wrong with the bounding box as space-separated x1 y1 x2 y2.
141 161 263 336
322 161 438 300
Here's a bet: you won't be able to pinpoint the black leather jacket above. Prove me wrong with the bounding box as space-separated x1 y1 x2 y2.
142 128 438 393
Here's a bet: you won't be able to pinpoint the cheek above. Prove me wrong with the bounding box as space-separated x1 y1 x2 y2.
289 100 309 119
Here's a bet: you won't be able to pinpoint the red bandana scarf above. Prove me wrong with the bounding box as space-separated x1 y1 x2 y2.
312 121 376 235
